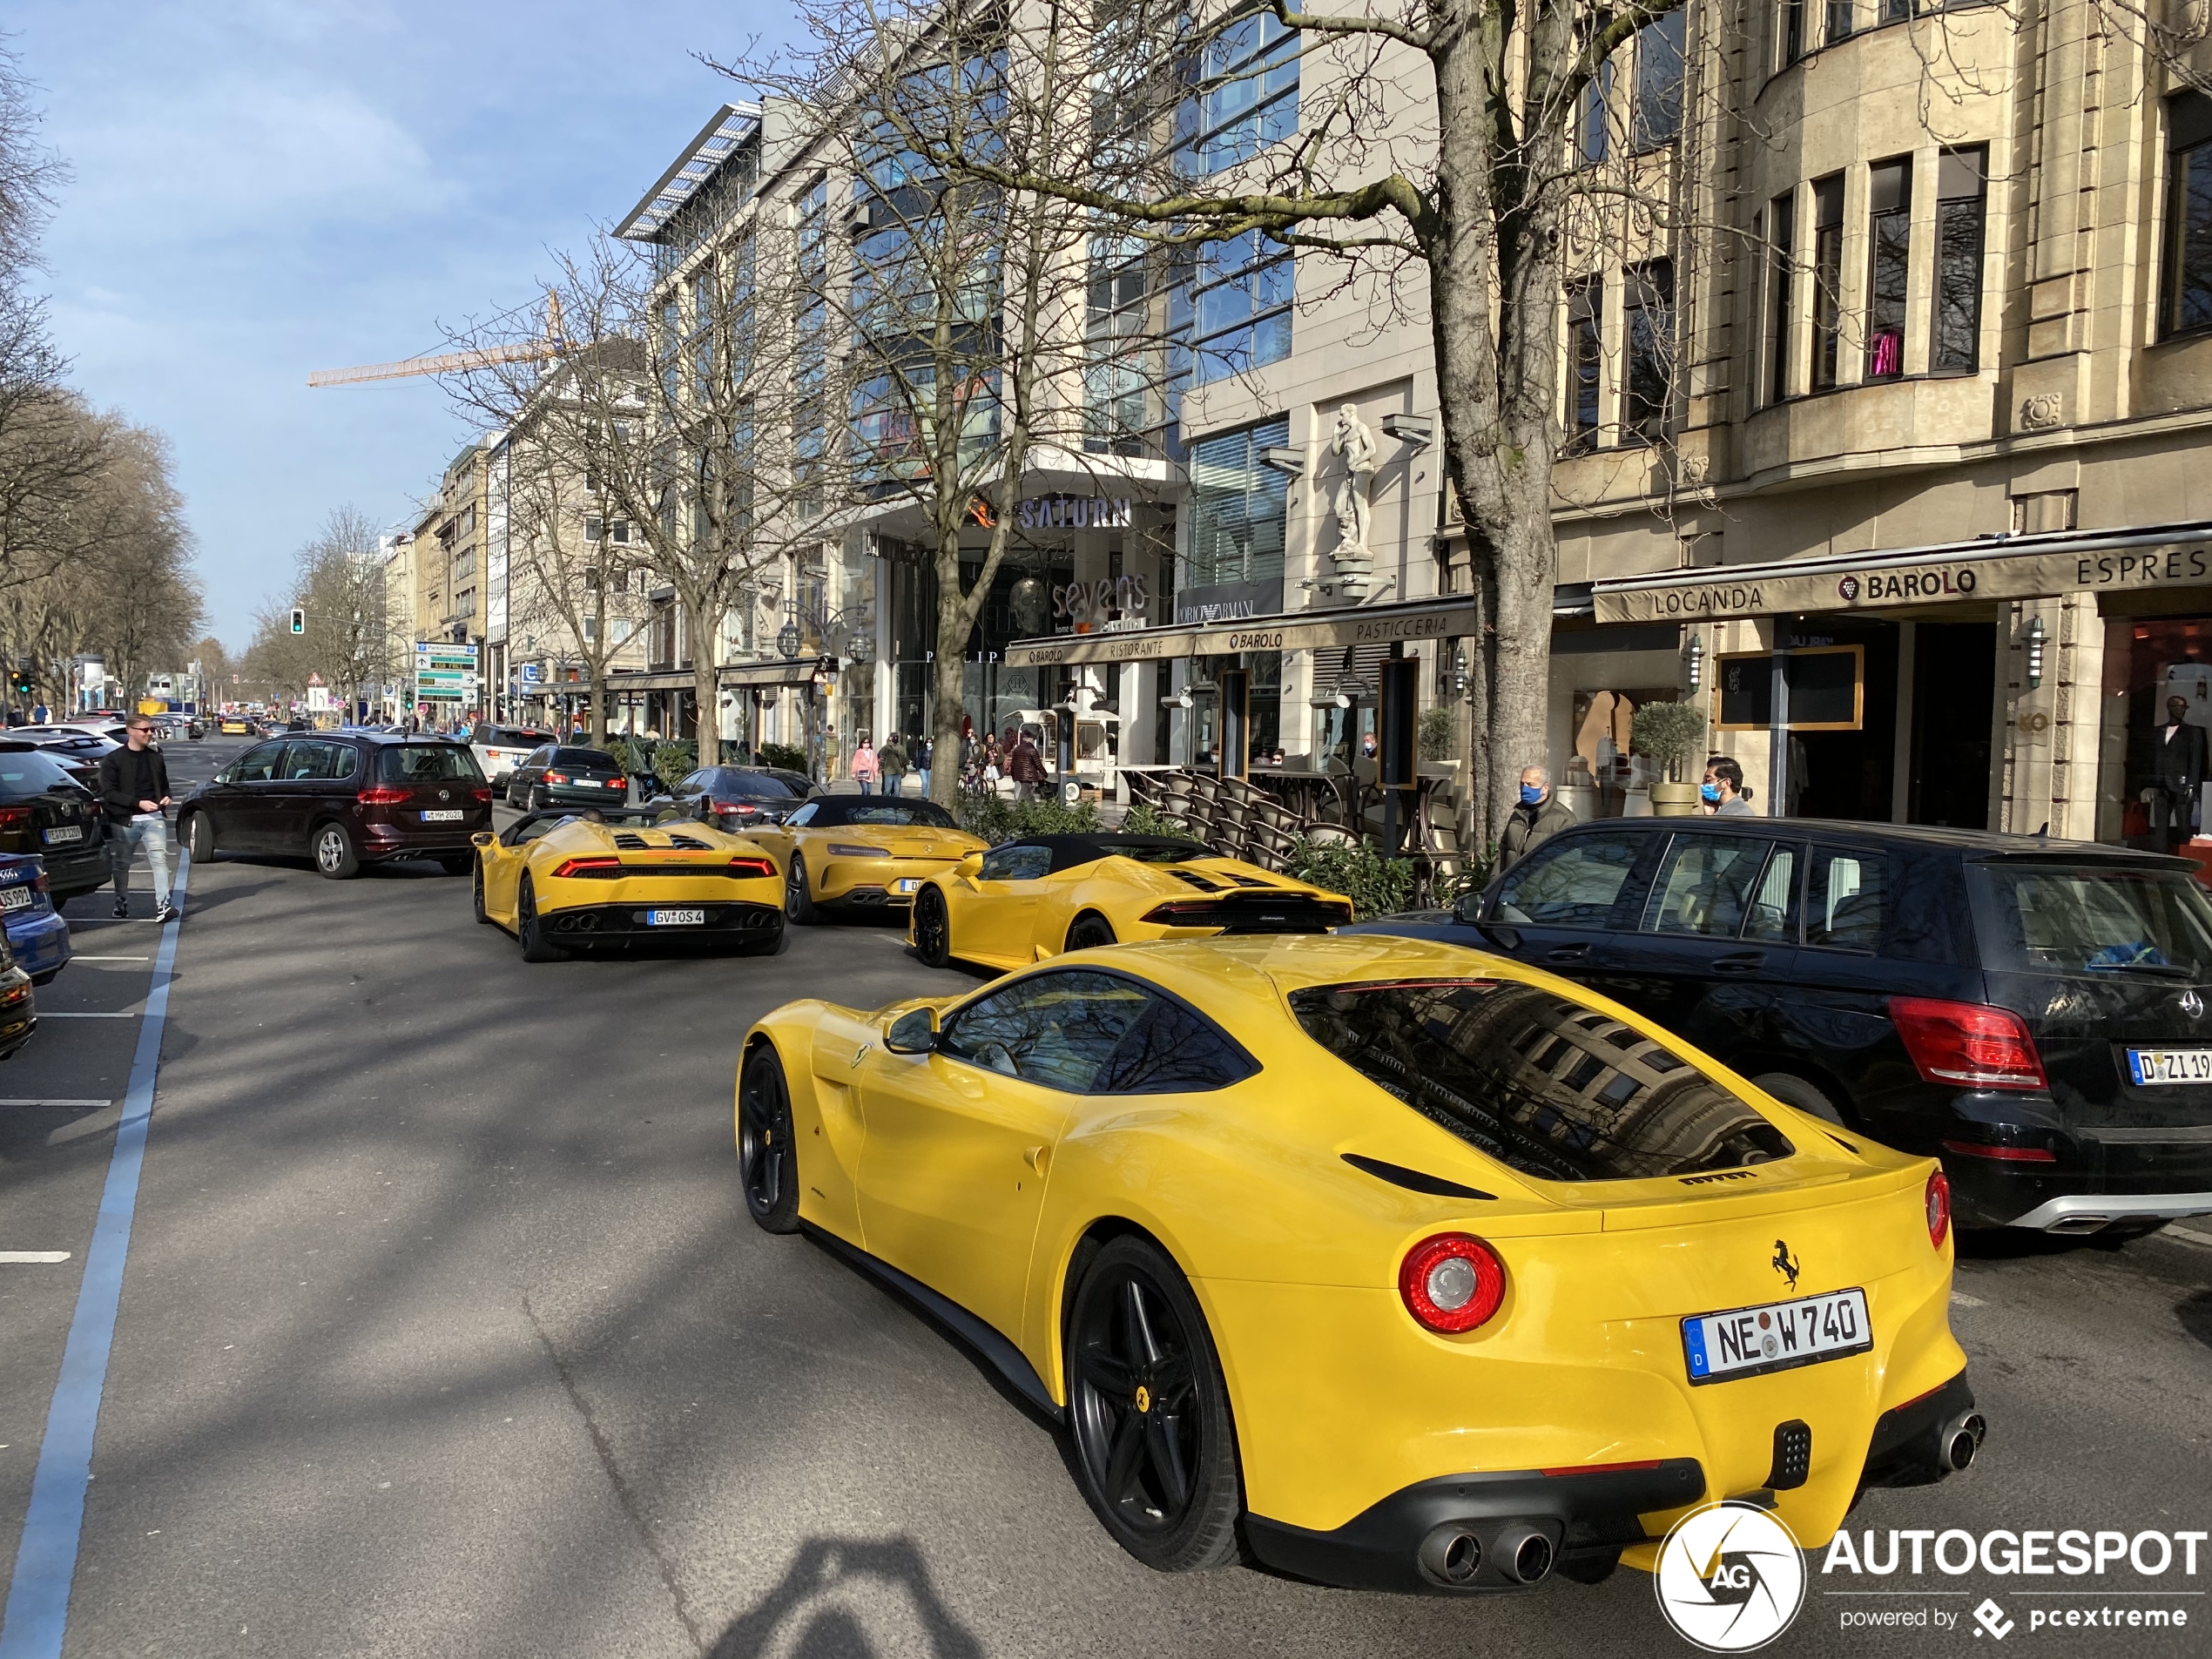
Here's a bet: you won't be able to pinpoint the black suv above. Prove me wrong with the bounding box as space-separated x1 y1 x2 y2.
182 733 492 879
1355 818 2212 1237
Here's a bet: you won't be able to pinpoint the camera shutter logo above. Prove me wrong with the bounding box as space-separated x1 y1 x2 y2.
1654 1501 1806 1652
1837 575 1861 603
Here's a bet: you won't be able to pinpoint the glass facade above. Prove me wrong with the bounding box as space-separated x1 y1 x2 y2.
1187 418 1291 596
1173 231 1294 387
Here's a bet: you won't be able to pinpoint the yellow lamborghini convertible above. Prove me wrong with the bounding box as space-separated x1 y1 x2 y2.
908 833 1352 969
735 934 1979 1592
473 806 785 961
744 795 986 924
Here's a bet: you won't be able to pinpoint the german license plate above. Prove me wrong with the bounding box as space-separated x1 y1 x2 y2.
1683 1288 1871 1385
647 908 705 927
41 826 81 846
0 886 29 912
2127 1048 2212 1086
894 878 921 894
421 809 463 822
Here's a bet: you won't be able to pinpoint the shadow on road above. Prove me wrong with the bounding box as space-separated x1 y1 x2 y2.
707 1537 983 1659
2177 1291 2212 1351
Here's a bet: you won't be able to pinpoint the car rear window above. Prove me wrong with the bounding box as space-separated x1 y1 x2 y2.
716 769 798 798
378 745 484 784
486 728 555 748
0 752 82 797
1287 978 1794 1182
1970 863 2212 979
554 748 617 768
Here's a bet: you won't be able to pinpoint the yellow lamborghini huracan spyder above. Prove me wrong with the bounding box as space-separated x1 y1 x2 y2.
473 806 785 961
908 833 1353 969
736 934 1980 1592
743 795 986 924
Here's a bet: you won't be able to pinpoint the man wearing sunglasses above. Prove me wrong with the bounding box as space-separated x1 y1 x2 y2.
96 716 176 922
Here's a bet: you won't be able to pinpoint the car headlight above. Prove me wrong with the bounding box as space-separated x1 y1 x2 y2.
827 842 888 857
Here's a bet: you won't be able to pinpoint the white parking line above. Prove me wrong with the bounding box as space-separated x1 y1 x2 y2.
0 1100 111 1109
2164 1223 2212 1249
70 957 147 963
0 1253 71 1264
37 1013 134 1020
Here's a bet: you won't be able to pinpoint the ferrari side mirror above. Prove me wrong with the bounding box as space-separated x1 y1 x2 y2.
885 1006 940 1054
471 831 495 848
955 850 985 877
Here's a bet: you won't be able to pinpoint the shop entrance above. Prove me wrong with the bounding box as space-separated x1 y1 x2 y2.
1906 620 1996 829
1768 621 1899 823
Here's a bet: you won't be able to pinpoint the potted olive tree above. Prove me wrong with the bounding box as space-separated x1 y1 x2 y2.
1631 700 1709 817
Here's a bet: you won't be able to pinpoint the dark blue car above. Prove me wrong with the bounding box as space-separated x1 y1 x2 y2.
0 853 72 984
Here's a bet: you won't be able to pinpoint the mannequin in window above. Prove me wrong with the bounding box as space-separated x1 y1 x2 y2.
2151 693 2209 853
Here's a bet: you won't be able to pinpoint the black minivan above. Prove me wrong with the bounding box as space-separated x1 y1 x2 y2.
182 733 492 879
1355 818 2212 1236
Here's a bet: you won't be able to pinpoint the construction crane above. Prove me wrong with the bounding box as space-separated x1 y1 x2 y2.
307 291 566 388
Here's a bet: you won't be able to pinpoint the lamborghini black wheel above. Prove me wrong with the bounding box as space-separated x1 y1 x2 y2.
1066 913 1116 953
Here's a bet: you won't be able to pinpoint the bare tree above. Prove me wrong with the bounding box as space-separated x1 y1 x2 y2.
293 507 407 719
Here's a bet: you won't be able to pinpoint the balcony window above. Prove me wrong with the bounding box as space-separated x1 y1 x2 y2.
1781 0 1805 65
1631 11 1686 152
1826 0 1853 41
1811 173 1844 389
2164 92 2212 337
1580 60 1611 166
1865 158 1910 380
1933 148 1987 372
1767 193 1795 404
1625 261 1674 440
1567 278 1603 447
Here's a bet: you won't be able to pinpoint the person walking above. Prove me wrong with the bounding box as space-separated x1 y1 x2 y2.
851 736 880 796
98 715 177 922
1497 765 1576 873
914 735 933 799
979 733 1002 794
1008 728 1048 802
1702 755 1753 816
877 734 909 799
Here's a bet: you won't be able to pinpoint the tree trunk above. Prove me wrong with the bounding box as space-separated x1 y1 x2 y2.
589 675 608 747
685 596 722 768
927 550 968 810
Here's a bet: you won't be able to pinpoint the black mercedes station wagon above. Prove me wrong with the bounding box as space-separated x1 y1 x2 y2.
1355 819 2212 1236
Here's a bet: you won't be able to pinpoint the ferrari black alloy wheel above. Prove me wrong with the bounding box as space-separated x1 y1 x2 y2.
785 852 819 924
738 1045 800 1232
913 885 952 968
1066 913 1116 953
1066 1236 1242 1572
516 876 566 962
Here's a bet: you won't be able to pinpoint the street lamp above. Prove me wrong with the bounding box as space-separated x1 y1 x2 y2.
2025 615 2046 690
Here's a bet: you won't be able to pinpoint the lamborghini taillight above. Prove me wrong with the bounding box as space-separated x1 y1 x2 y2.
550 856 622 879
727 857 777 879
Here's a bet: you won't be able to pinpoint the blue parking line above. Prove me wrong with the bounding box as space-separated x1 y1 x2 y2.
0 853 190 1659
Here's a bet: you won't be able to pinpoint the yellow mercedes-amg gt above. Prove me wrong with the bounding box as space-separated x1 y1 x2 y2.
908 833 1353 969
735 934 1979 1592
744 795 987 924
472 806 785 961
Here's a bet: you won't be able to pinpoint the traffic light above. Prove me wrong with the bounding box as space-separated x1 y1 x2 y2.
11 658 30 698
290 607 306 635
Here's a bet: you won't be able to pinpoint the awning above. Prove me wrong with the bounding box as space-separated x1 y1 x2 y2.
1005 595 1480 668
601 669 698 693
721 656 838 688
1590 521 2212 624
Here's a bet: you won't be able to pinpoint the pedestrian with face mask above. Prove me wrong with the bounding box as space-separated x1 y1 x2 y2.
1702 755 1753 816
1498 764 1577 872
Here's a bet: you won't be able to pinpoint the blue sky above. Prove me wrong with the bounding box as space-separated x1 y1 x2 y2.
13 0 793 651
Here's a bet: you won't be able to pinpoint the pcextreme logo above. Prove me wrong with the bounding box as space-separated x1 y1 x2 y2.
1655 1502 1808 1652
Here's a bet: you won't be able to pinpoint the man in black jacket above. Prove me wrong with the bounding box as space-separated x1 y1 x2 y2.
96 716 176 922
1497 765 1578 872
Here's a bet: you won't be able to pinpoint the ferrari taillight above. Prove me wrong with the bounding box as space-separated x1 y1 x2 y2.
1925 1170 1952 1251
550 856 622 879
1398 1234 1507 1334
726 857 777 879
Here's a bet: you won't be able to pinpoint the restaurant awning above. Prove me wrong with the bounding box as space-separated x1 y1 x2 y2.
598 658 839 694
1005 595 1480 668
1589 520 2212 624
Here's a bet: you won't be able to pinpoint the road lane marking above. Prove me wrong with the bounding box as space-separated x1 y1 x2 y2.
0 851 187 1659
37 1013 134 1020
70 957 147 963
0 1254 71 1265
0 1101 111 1109
2165 1223 2212 1249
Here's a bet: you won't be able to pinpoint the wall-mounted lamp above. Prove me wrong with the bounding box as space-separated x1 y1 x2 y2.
2026 615 2046 689
1453 645 1468 697
1381 413 1434 447
1686 634 1704 691
1259 446 1305 476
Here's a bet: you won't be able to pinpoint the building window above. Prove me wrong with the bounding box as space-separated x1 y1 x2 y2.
1631 11 1686 152
1187 417 1290 593
1881 0 1908 19
2165 92 2212 336
1781 0 1805 65
1811 173 1845 389
1826 0 1853 41
1933 147 1986 372
1175 229 1293 386
1177 11 1299 175
1087 235 1154 453
689 268 715 400
1767 194 1795 404
1567 279 1603 447
795 174 829 518
1865 158 1911 380
1625 262 1674 440
1580 60 1611 166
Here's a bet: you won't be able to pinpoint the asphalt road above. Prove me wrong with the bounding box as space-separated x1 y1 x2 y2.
2 736 2209 1657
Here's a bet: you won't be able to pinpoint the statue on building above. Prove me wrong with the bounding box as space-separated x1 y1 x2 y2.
1327 403 1377 594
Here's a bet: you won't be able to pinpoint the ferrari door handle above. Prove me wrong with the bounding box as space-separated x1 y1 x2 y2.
1712 952 1765 974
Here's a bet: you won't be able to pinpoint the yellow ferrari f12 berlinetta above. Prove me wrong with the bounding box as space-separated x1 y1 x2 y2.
734 934 1979 1594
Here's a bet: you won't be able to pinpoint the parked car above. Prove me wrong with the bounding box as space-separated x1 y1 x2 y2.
0 743 107 906
502 745 630 810
10 728 119 791
180 732 493 880
647 765 819 829
0 852 71 983
469 724 558 788
1353 818 2212 1238
0 935 37 1059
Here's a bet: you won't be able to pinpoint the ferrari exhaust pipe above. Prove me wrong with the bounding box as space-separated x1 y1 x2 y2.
1939 1411 1987 1473
1494 1524 1554 1584
1417 1527 1482 1585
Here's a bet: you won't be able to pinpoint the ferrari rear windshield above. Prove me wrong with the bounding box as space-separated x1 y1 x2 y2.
1287 979 1794 1183
792 799 958 829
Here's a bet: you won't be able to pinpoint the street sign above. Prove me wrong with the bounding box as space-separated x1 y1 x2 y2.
414 641 478 700
520 663 543 684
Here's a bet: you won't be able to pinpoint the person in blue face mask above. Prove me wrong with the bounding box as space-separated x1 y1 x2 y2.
1702 754 1752 815
1497 764 1579 872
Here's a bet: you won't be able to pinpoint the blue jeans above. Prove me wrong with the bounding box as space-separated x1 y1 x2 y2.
917 768 931 796
111 813 173 903
856 778 873 795
883 772 903 798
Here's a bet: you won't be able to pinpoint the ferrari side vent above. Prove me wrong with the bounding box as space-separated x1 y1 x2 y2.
1341 1153 1496 1202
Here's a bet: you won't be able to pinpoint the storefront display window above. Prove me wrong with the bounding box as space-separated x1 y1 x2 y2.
2099 614 2212 849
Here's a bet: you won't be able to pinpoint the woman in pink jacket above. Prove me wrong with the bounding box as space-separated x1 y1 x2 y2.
851 737 879 795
